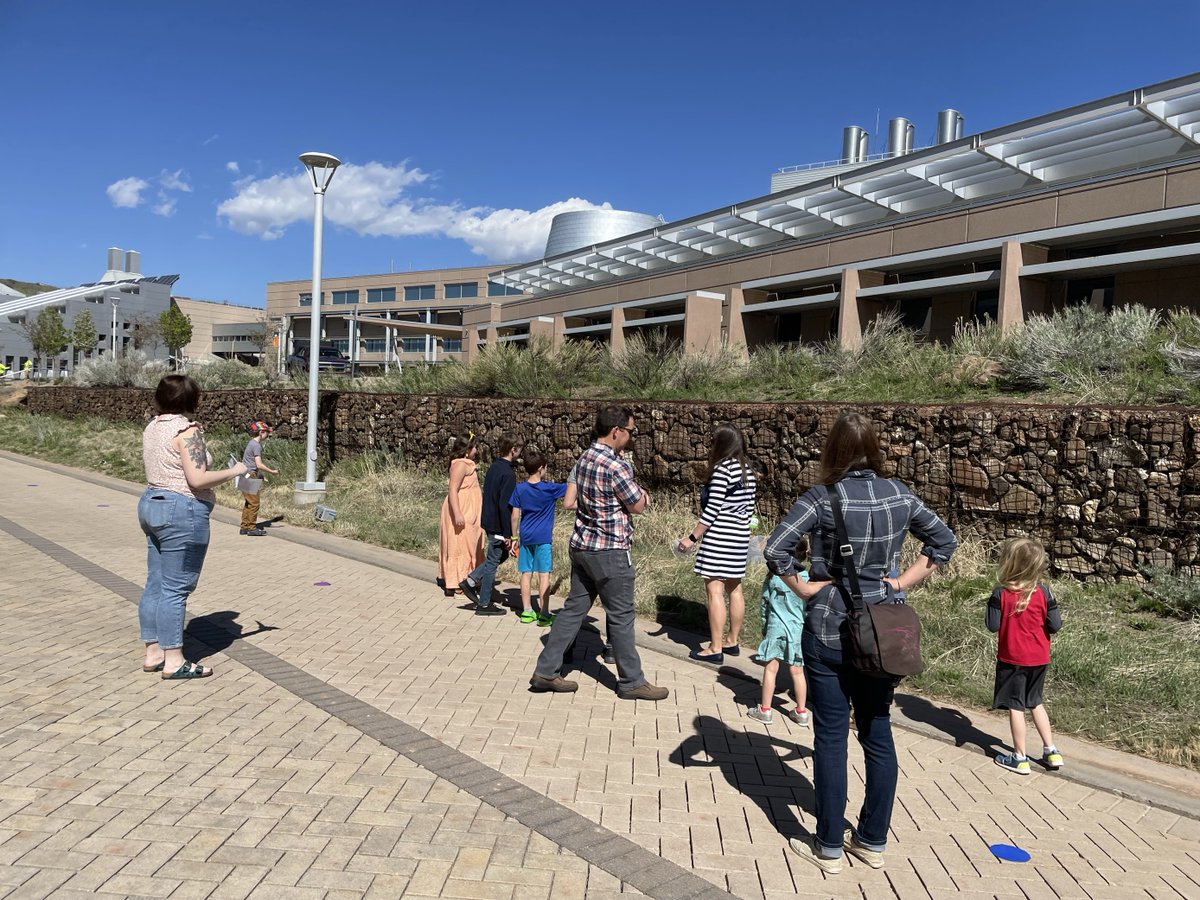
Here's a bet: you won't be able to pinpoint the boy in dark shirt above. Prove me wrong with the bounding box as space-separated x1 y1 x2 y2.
460 433 522 615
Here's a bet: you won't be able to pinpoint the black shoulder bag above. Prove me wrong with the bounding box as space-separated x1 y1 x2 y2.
827 486 925 679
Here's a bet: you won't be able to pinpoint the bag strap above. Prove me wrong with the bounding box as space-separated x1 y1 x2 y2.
825 484 864 607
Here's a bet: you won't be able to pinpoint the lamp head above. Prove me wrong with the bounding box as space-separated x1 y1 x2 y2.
299 151 341 193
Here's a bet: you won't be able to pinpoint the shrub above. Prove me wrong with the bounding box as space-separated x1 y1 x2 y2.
70 349 169 388
610 330 680 396
999 305 1160 390
189 358 268 390
1140 566 1200 620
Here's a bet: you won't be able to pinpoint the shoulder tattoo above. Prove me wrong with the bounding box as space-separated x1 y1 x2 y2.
184 430 208 470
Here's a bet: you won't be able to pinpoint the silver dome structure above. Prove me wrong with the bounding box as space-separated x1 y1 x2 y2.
544 209 660 258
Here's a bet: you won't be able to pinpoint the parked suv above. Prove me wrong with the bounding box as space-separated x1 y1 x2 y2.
287 343 351 374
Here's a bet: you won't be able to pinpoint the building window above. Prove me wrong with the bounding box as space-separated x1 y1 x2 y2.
400 336 427 352
444 282 479 299
367 288 396 303
364 338 387 352
331 339 349 352
405 284 436 301
1066 276 1115 312
299 292 324 307
332 290 359 305
443 338 462 353
972 290 999 324
487 281 523 297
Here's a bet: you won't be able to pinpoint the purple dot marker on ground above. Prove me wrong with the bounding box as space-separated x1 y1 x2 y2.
97 504 110 507
27 484 37 487
314 581 331 586
990 843 1031 863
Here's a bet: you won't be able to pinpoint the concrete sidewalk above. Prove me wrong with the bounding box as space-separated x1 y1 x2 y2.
1 451 1198 899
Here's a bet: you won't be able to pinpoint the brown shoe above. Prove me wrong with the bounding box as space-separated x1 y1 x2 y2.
530 674 578 693
617 682 669 701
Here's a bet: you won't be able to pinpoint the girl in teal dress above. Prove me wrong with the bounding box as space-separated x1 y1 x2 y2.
748 536 810 726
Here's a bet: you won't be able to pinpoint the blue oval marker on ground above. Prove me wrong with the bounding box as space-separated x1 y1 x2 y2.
314 581 331 586
990 843 1031 862
97 504 110 508
27 484 37 487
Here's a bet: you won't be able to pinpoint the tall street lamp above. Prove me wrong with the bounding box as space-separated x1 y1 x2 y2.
294 151 341 504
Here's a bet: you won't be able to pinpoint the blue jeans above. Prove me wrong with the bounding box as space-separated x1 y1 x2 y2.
467 534 509 608
802 630 897 856
138 488 213 650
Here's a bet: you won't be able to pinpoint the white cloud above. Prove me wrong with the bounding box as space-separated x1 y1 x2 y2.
216 161 610 259
159 169 192 193
226 161 240 173
152 192 177 217
203 133 220 145
106 176 149 208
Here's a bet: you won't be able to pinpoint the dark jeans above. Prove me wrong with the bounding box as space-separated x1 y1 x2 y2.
535 548 645 692
802 629 897 856
467 533 509 608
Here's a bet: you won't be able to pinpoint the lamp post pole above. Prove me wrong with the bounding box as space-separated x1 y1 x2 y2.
111 297 119 357
294 152 341 504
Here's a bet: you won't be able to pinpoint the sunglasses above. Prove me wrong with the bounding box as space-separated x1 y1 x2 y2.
617 425 639 437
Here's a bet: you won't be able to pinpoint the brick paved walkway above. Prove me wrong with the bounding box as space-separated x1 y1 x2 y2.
1 453 1198 899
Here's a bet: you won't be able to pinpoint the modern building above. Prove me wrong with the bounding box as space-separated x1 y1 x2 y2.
172 296 266 364
0 248 177 375
464 71 1200 356
264 263 522 371
263 209 663 371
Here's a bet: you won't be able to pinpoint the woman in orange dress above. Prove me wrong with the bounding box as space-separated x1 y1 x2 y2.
439 431 484 597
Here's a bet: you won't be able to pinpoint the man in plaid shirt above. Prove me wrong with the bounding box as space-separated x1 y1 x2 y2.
531 405 669 701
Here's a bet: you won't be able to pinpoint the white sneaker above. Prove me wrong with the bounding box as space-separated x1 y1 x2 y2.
788 836 842 874
784 707 811 727
747 706 773 724
843 830 885 869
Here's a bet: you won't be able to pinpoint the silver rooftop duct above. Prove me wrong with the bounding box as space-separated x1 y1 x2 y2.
841 126 869 163
936 108 965 144
107 247 123 271
125 250 141 274
887 117 915 157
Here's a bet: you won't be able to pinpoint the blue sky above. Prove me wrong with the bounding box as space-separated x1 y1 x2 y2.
4 0 1199 307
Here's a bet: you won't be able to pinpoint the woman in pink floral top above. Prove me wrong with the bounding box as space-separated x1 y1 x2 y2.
139 375 245 679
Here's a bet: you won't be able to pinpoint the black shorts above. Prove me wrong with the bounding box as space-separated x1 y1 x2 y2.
993 662 1047 711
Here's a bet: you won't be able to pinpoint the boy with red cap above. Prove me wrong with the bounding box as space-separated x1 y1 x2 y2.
240 421 279 536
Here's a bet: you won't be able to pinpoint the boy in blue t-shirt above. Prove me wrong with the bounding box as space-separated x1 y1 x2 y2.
510 449 569 625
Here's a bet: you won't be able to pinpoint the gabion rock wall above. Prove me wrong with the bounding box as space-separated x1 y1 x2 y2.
29 387 1200 580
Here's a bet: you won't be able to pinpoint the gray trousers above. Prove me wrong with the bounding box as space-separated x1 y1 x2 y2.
534 548 645 692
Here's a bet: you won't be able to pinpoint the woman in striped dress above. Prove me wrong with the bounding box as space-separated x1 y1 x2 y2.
678 423 758 664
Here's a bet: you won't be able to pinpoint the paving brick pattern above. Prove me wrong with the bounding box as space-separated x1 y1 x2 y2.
1 454 1199 899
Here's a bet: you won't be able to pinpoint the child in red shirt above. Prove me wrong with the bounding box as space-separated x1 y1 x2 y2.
987 537 1064 775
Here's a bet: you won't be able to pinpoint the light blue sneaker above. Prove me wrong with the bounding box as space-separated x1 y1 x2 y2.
995 752 1031 775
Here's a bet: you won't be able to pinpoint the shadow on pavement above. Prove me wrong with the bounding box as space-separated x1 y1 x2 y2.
894 693 1002 757
669 714 814 840
184 610 280 662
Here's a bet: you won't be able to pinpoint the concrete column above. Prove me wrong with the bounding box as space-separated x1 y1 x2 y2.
724 288 747 357
527 315 563 348
609 307 626 355
485 322 499 346
998 240 1049 331
838 268 864 351
683 292 723 353
463 326 480 362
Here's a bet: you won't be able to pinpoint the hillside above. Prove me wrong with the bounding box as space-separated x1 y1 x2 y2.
0 278 58 297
